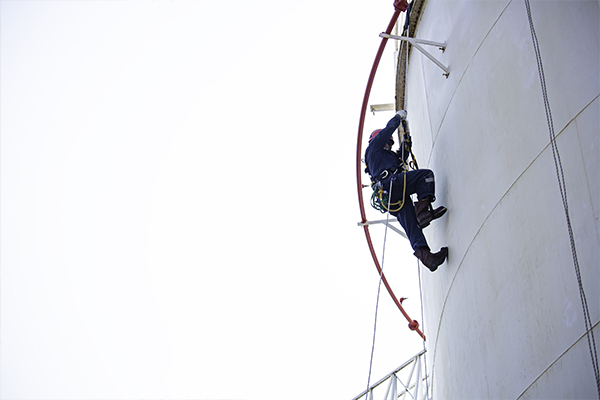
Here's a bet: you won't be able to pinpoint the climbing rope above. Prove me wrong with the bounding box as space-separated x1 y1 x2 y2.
418 260 431 399
364 177 395 398
524 1 600 397
403 13 431 396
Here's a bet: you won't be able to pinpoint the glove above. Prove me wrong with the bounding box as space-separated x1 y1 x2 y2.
396 110 407 120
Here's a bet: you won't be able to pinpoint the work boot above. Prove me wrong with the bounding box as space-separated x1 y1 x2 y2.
414 198 447 229
414 246 448 272
414 198 433 228
432 205 447 221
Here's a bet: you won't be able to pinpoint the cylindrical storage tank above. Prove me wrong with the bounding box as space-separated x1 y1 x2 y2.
402 0 599 398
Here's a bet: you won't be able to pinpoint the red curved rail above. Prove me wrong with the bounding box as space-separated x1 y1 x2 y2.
356 4 425 340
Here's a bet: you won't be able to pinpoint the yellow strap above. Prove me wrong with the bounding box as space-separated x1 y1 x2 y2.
378 171 407 212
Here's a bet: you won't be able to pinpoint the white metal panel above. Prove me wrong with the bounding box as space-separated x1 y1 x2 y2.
404 0 600 398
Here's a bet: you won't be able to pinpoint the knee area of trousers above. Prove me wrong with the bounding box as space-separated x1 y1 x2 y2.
424 172 435 184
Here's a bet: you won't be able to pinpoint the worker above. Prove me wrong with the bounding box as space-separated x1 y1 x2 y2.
365 110 448 271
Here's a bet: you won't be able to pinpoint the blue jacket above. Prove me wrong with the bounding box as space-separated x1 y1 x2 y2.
365 115 409 179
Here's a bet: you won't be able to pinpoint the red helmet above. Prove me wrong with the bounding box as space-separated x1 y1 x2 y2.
369 129 382 142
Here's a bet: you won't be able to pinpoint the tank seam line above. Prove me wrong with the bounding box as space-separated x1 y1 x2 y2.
428 0 513 166
516 320 600 399
430 118 569 381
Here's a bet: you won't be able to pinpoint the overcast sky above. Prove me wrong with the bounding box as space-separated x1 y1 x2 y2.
1 1 427 399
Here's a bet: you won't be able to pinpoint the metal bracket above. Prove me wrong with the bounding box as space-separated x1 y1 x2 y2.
369 103 395 114
380 32 449 78
358 219 408 240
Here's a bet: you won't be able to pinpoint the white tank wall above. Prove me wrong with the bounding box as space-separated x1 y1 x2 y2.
404 0 599 398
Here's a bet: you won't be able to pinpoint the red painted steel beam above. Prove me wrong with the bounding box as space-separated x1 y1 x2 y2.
355 4 425 340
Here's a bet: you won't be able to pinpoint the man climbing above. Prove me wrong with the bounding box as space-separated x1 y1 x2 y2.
365 110 448 271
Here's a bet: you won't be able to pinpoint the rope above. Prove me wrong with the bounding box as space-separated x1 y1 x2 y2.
402 7 431 399
524 1 600 397
418 261 430 399
365 178 395 399
364 9 423 396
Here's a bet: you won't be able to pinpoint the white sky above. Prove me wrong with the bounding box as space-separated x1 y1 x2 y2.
1 1 427 399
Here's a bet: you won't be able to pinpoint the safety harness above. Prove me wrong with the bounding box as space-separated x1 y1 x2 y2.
370 169 407 213
367 121 419 214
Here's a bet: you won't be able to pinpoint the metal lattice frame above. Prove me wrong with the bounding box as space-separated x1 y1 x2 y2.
353 350 430 400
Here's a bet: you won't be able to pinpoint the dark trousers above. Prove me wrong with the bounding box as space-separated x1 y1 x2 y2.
382 169 435 251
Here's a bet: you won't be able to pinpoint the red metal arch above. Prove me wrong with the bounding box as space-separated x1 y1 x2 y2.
355 5 425 340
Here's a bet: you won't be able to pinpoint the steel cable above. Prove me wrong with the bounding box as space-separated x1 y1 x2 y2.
524 1 600 397
365 178 395 399
417 261 430 400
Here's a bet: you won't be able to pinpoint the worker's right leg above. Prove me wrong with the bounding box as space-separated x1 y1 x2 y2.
393 202 428 251
414 247 448 272
390 171 448 271
393 206 448 271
